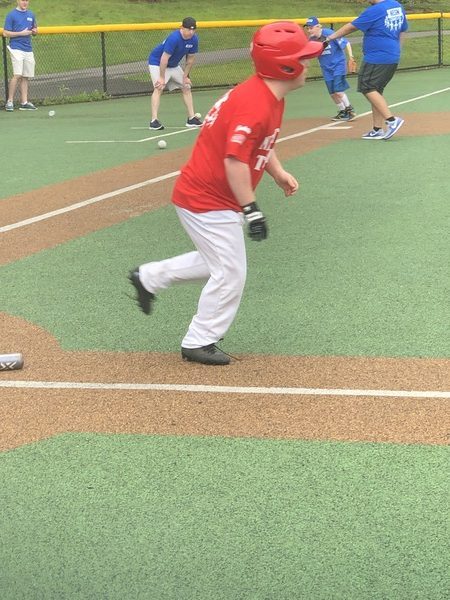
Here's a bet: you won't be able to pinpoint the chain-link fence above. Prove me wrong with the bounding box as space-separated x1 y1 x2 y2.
1 16 449 106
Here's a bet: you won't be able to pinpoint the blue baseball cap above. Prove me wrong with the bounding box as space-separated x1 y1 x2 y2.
305 17 320 27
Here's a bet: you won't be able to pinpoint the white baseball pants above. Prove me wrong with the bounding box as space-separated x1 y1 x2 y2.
139 206 247 348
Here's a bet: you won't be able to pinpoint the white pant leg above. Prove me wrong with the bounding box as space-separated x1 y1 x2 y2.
139 249 209 293
139 207 247 348
177 207 247 348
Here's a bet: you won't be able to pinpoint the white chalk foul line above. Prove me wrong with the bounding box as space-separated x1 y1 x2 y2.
279 86 450 142
0 380 449 398
2 86 449 235
66 127 196 144
389 85 450 107
131 126 188 130
0 171 180 234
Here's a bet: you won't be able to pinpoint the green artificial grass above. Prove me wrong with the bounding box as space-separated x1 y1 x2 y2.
1 133 449 357
0 433 448 599
0 91 210 198
1 70 449 358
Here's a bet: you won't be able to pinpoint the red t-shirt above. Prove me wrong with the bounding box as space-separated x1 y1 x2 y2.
172 75 284 212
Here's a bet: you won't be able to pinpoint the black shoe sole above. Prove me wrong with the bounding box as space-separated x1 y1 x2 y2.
128 270 155 315
181 347 230 365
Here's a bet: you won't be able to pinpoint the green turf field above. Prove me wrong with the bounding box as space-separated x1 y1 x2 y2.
1 67 449 599
0 434 448 599
1 70 449 358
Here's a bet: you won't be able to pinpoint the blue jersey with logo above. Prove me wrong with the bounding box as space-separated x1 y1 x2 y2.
4 8 36 52
316 27 349 80
352 0 408 64
148 29 199 68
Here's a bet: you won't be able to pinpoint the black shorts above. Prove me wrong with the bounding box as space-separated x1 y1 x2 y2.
357 62 398 94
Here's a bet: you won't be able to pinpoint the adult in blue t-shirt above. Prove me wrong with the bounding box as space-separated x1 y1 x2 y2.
3 0 38 111
325 0 408 141
305 16 356 121
147 16 202 131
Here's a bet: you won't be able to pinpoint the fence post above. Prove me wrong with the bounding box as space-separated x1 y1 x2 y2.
101 32 107 93
2 36 9 102
437 17 443 66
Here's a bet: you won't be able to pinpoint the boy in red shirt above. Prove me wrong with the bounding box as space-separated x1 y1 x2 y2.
129 22 323 365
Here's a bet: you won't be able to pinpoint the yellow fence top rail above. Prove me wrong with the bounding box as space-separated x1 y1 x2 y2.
0 13 447 35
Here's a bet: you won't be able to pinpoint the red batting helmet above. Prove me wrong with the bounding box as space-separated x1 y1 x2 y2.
251 21 324 80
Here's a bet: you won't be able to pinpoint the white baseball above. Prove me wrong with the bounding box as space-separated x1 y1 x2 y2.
48 110 55 117
194 112 202 119
158 139 167 149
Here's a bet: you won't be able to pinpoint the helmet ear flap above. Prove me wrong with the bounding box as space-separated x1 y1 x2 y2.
280 61 305 78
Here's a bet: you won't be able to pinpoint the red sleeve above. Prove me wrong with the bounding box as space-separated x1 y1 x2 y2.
224 108 263 164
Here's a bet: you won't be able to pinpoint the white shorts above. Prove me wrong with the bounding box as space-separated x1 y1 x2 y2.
8 47 36 78
148 64 188 91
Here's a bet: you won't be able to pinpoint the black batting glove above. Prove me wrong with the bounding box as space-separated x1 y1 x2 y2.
242 202 268 241
320 35 329 49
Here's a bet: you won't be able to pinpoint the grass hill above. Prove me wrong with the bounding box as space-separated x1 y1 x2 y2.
2 0 435 27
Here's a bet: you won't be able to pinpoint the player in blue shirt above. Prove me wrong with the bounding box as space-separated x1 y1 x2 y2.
325 0 408 140
148 16 202 130
3 0 38 111
305 17 356 121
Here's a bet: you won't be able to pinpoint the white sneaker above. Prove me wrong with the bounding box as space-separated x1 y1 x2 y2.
383 117 404 140
361 129 385 140
5 101 14 112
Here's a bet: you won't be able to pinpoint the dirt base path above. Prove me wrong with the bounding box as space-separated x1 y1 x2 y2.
1 314 448 451
1 115 449 450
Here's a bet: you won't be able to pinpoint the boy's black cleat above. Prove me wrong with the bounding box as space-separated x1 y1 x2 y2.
181 344 230 365
128 268 155 315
